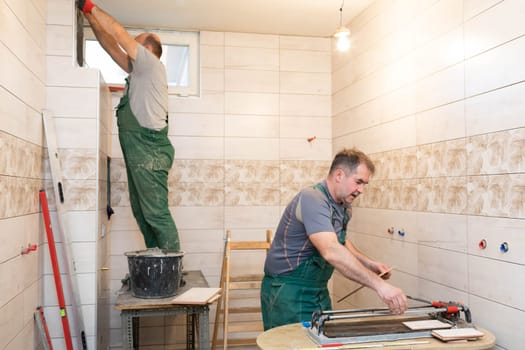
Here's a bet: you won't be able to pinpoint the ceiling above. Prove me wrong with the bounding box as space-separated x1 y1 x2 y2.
96 0 373 37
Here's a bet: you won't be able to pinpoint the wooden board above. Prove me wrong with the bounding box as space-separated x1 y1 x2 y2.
431 328 484 342
172 288 221 305
403 320 452 330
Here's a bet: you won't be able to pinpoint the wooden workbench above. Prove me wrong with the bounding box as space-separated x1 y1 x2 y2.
257 323 496 349
115 270 213 349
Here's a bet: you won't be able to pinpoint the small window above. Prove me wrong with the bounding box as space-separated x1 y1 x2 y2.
84 28 200 97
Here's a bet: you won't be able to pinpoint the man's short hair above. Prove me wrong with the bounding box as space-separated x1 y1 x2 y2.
329 148 375 176
144 34 162 58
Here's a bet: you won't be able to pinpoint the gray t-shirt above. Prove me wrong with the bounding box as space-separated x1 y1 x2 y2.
264 180 351 276
128 44 168 131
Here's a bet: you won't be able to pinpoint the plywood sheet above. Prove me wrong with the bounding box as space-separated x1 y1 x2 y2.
171 287 221 305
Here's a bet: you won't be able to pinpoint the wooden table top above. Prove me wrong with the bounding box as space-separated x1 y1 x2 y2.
257 323 496 350
114 270 208 310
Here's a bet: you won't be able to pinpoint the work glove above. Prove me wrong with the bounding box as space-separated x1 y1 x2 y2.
77 0 95 14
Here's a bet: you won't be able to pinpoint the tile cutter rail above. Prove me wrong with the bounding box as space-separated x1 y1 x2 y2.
308 299 472 345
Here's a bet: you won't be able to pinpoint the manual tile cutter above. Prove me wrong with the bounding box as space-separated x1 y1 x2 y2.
308 299 472 345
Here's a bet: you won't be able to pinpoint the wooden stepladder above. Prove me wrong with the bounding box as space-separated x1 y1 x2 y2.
212 230 273 349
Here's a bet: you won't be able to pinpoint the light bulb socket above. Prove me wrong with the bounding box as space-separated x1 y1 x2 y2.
334 26 351 38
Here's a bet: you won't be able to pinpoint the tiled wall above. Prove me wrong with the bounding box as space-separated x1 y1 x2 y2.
45 0 112 348
0 0 46 349
108 32 333 348
332 1 524 349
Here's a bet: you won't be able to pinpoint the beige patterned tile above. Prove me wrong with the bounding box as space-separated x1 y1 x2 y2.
280 182 310 206
417 178 445 213
401 147 418 179
110 158 127 183
0 133 17 176
110 182 129 207
225 183 279 206
416 144 433 178
468 174 525 218
63 180 97 211
225 160 279 184
400 179 419 211
279 160 330 184
60 148 97 180
442 176 468 214
172 160 224 183
468 128 525 175
417 140 466 178
171 182 224 207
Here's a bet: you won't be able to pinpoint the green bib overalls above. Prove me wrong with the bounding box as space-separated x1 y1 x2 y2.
260 184 348 330
116 78 180 250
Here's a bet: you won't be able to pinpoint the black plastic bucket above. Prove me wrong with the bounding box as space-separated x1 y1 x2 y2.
125 249 184 298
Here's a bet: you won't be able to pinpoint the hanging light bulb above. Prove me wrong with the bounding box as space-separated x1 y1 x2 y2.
334 0 351 52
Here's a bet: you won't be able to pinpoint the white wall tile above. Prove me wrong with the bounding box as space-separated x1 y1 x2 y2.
52 118 97 149
280 116 331 139
201 67 224 91
46 86 99 117
279 36 330 51
418 245 468 291
465 81 525 136
467 216 525 265
280 71 331 95
469 255 525 310
225 46 278 70
464 0 525 58
224 205 280 229
225 69 279 93
171 136 224 159
280 94 330 117
225 32 279 48
225 115 278 138
466 35 525 97
280 49 331 73
415 212 467 252
173 206 224 230
200 31 224 46
413 0 463 47
47 56 100 87
279 138 332 161
200 45 224 69
47 0 73 25
0 88 42 145
416 100 465 145
334 115 416 155
169 90 224 114
169 113 224 137
469 295 525 350
225 138 279 160
46 24 73 56
0 42 45 111
414 62 465 112
225 92 279 115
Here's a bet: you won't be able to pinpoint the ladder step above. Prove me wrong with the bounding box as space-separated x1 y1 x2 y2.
229 281 261 289
230 274 264 282
228 306 261 314
227 322 264 333
229 241 271 250
215 338 257 347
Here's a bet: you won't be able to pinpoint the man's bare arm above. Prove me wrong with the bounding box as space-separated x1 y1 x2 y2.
84 13 130 72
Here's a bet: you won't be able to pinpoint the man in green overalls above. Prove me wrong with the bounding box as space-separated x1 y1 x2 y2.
79 0 180 250
261 148 408 330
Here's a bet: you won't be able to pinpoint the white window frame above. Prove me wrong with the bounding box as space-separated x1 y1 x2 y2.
84 28 200 97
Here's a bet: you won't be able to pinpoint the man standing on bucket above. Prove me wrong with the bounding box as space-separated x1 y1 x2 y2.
78 0 180 251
